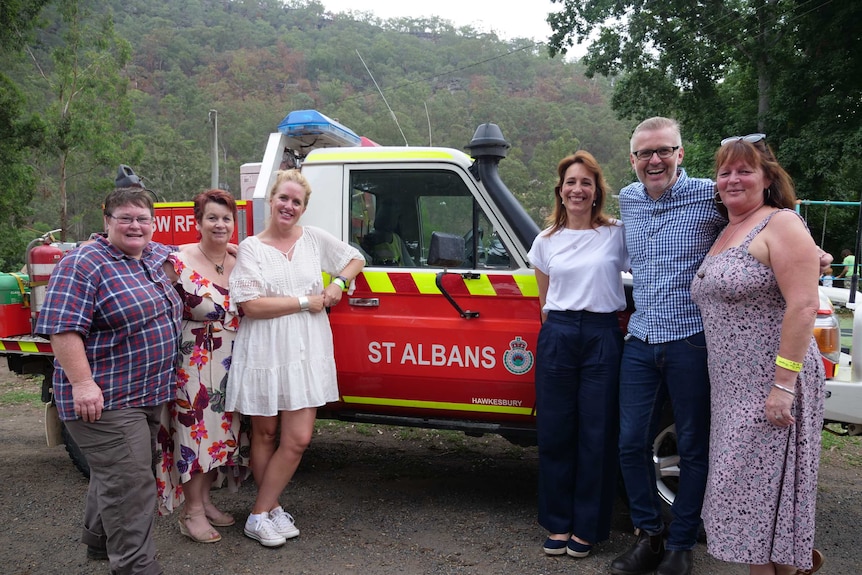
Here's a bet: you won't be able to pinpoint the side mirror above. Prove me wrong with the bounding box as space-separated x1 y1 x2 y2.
427 232 464 268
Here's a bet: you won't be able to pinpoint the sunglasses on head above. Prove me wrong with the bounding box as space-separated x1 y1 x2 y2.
721 133 766 146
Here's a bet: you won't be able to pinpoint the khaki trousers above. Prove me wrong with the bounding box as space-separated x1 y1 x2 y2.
65 406 164 575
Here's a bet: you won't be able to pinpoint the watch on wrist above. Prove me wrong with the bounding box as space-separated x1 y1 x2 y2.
334 275 349 290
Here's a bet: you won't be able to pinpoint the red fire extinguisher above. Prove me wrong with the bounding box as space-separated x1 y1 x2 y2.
26 230 64 327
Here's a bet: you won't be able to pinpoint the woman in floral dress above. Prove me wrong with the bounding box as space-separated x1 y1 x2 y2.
691 136 824 575
156 189 247 543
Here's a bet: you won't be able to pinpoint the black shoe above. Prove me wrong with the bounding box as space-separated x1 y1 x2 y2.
86 545 108 561
609 530 665 575
656 549 692 575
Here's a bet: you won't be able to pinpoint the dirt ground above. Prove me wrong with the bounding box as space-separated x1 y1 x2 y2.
0 365 860 575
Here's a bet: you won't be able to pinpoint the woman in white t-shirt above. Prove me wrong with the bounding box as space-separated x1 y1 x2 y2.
527 151 629 559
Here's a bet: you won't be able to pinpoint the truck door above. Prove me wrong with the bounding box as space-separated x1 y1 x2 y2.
327 166 541 435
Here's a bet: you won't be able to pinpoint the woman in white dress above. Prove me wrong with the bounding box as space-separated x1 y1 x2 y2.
226 169 365 547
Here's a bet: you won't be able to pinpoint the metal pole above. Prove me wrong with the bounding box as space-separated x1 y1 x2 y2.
209 110 219 189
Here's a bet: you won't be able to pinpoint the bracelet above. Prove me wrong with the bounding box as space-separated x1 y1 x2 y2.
775 355 803 372
772 383 797 397
298 296 309 311
333 276 347 290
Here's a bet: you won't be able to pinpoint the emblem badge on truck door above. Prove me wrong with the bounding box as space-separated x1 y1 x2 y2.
503 336 534 375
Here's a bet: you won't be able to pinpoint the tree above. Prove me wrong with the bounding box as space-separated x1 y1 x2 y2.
547 0 862 255
25 0 133 241
547 1 791 132
0 0 51 269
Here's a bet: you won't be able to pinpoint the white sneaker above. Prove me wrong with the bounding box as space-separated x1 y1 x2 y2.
269 506 300 539
244 513 286 547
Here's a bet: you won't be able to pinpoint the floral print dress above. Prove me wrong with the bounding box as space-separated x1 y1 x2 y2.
690 211 824 569
156 253 248 514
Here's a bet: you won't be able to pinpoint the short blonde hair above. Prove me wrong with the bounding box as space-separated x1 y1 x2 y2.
630 117 681 152
268 169 312 205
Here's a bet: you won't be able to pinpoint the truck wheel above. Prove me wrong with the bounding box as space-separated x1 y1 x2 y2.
61 423 90 479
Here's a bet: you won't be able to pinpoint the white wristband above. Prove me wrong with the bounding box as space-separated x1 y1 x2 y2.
298 296 309 311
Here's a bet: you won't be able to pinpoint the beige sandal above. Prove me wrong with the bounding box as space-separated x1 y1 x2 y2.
179 511 222 543
204 503 235 527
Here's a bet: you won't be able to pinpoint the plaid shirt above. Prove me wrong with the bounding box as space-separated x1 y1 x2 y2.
36 235 182 421
619 168 726 343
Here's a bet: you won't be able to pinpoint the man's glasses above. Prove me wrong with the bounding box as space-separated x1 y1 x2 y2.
721 133 766 146
108 214 154 226
632 146 680 161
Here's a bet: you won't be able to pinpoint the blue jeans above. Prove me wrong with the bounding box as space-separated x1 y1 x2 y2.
535 311 622 543
618 333 710 550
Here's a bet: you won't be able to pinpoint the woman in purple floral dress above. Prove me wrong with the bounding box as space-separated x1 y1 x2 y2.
691 135 824 575
156 189 248 543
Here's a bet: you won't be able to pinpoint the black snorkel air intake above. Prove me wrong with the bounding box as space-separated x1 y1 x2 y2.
466 123 540 249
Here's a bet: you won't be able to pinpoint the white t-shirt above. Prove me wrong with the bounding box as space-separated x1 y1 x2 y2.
527 220 629 313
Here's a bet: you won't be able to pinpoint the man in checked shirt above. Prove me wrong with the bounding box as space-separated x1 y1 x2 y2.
610 117 724 575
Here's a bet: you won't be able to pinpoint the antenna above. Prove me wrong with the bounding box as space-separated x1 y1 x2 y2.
424 102 432 146
356 50 409 146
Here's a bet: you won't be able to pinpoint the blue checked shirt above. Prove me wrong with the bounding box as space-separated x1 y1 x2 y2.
36 235 183 421
620 168 726 343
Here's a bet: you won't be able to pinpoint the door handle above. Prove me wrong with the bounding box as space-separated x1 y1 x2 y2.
349 297 379 307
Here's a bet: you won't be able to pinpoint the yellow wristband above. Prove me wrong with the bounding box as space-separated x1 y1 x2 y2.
775 355 802 372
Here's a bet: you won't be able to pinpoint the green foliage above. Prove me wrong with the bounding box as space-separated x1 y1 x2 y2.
548 0 862 257
0 0 51 51
0 75 42 270
0 0 50 269
16 0 134 241
0 0 635 259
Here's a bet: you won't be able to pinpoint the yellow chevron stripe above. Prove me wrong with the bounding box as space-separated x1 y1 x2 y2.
341 395 533 416
464 274 496 296
362 271 396 293
513 274 539 297
18 341 39 353
411 272 441 294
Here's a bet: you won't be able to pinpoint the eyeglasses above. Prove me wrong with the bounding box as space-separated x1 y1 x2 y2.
632 146 680 161
108 214 154 226
720 133 766 146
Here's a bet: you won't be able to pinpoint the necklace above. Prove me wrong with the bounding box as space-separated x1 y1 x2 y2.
711 203 765 254
197 243 227 275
